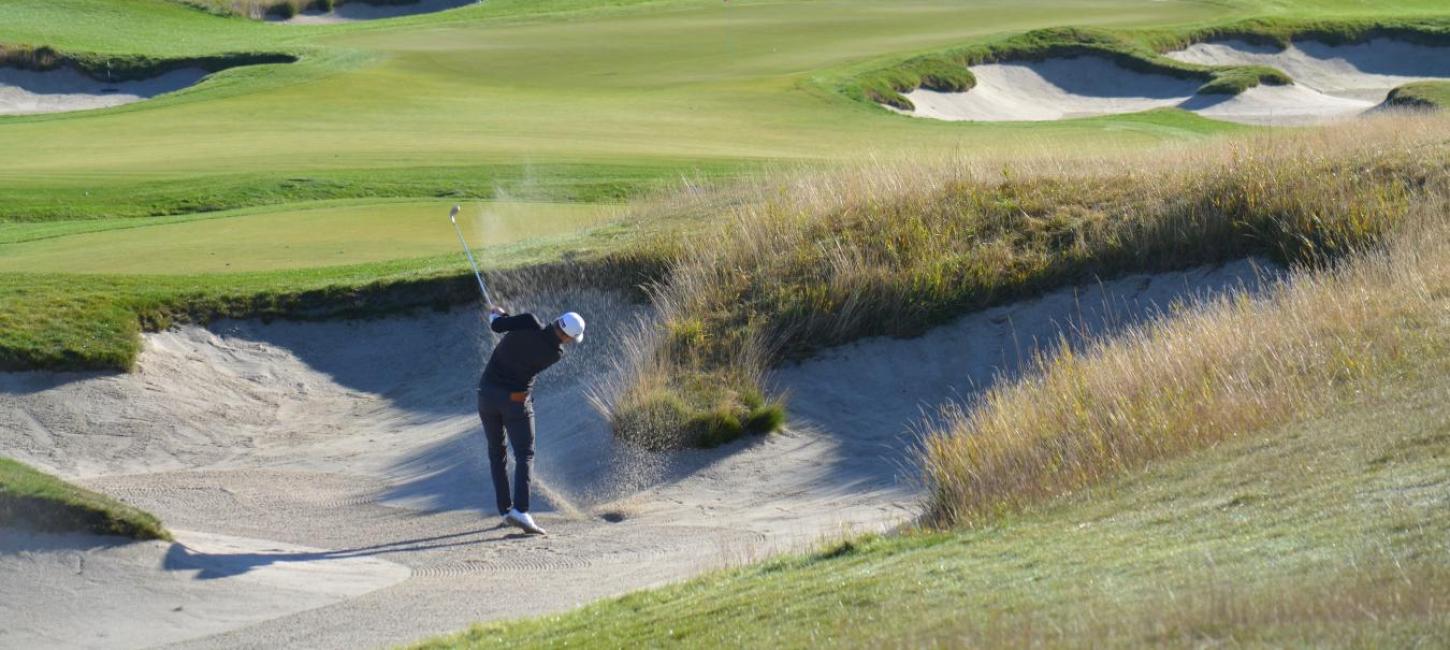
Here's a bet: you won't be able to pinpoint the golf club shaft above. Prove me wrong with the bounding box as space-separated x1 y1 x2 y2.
449 205 495 307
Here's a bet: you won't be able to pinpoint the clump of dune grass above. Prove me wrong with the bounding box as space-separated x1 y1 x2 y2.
922 202 1450 526
606 114 1450 449
0 457 170 541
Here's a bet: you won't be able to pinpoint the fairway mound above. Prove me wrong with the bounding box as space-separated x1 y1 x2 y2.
275 0 477 24
0 264 1269 648
1166 37 1450 103
0 65 209 116
894 37 1450 125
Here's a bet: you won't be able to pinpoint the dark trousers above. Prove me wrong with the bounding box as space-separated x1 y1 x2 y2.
477 385 535 515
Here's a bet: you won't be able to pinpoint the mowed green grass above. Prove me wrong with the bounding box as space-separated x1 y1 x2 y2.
0 200 620 273
0 0 1248 221
3 0 1449 219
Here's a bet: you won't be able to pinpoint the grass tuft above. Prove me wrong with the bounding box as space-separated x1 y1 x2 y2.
1385 81 1450 110
0 457 170 541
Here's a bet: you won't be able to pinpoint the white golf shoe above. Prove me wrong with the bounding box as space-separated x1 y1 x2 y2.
505 508 546 535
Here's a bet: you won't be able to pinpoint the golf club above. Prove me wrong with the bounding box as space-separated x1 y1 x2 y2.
448 204 495 307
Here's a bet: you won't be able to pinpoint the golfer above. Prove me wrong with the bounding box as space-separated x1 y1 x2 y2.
478 306 586 535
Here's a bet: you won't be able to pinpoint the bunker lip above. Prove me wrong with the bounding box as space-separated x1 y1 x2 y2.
272 0 478 23
889 36 1450 125
0 50 297 116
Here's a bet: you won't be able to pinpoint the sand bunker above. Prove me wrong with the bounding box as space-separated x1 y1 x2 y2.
897 38 1450 125
1167 37 1450 102
0 262 1270 648
0 66 210 116
276 0 477 24
0 530 409 650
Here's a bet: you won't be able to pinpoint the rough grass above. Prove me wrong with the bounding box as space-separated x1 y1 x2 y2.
853 18 1450 110
0 457 170 541
924 204 1450 526
605 114 1449 449
412 236 1450 645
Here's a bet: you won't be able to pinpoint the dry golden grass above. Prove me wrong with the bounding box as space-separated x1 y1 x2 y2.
609 113 1450 449
922 197 1450 526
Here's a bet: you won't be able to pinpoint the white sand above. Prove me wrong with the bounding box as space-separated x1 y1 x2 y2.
277 0 477 24
897 38 1450 125
1167 38 1450 102
0 263 1271 648
0 67 210 116
902 57 1201 122
0 530 409 650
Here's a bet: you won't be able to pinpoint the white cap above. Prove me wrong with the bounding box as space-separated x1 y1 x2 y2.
555 312 585 344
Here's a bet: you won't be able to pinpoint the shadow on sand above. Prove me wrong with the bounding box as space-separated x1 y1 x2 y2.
162 526 521 579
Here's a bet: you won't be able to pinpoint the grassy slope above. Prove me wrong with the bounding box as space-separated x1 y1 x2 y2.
419 372 1449 648
1387 80 1450 109
0 457 170 540
0 200 620 274
0 217 660 370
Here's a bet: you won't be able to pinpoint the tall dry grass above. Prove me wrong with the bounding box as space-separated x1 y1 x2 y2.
608 114 1450 450
922 200 1450 526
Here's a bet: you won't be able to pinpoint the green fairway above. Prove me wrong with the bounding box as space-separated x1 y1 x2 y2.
0 0 1246 222
3 0 1448 219
5 0 1450 371
0 200 620 274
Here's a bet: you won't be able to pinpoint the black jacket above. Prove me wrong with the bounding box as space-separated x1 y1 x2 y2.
480 313 564 392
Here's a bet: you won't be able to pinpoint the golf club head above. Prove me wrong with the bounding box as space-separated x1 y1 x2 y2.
449 204 461 222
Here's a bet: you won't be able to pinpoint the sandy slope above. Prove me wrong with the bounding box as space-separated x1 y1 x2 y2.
897 38 1450 125
0 263 1269 649
0 67 210 116
1166 38 1450 102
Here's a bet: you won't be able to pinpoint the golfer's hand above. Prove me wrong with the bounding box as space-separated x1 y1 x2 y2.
488 305 508 319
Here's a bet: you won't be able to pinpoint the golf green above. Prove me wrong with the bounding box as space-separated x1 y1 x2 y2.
0 200 619 274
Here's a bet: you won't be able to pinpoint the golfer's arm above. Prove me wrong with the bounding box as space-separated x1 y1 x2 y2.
490 313 544 333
